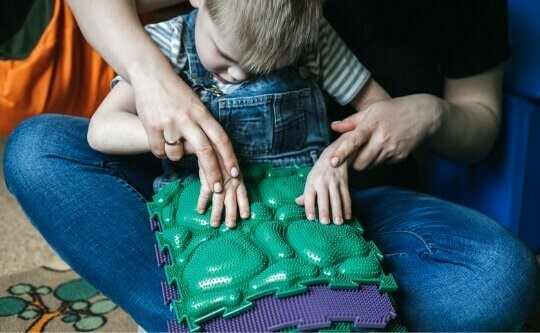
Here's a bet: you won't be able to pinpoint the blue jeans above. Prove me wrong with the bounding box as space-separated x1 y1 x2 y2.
4 114 540 332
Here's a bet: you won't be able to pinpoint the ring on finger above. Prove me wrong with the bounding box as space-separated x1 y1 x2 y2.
165 139 180 146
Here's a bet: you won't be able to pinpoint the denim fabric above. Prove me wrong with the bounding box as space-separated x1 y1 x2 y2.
165 10 328 175
4 114 539 331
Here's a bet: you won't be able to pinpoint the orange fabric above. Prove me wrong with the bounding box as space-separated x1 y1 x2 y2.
0 0 115 136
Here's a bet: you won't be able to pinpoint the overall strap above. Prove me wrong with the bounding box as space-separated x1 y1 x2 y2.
182 10 216 88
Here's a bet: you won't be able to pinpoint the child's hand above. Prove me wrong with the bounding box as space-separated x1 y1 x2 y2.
295 149 352 225
197 167 250 228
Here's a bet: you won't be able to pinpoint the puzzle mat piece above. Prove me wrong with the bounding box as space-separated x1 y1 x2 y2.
166 284 399 332
148 165 399 331
279 319 407 333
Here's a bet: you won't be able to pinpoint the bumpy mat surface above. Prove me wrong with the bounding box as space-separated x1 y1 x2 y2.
148 165 401 332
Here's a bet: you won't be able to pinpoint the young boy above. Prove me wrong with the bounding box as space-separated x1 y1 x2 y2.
87 0 389 228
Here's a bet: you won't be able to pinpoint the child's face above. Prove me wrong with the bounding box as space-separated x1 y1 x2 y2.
191 1 249 84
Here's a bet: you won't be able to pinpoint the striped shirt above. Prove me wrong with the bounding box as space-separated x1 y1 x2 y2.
116 15 370 106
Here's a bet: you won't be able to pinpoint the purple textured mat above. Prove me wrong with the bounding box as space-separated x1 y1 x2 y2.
167 284 396 332
155 244 171 267
162 281 181 306
149 217 161 232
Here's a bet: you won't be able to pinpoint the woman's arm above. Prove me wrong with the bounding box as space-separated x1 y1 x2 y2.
67 0 240 193
428 64 503 162
67 0 180 80
329 65 503 170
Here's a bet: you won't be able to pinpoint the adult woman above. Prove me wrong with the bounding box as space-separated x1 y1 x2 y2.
4 0 539 331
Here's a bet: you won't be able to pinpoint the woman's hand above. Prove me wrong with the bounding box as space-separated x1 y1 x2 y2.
132 69 240 193
67 0 240 193
329 94 443 171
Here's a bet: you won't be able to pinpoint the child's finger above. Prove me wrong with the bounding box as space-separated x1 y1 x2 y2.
295 194 305 206
303 187 316 221
210 192 224 228
224 188 237 228
237 184 250 220
316 187 331 225
329 183 343 225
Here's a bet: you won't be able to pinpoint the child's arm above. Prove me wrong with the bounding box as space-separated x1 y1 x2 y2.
296 79 390 225
87 81 153 155
88 80 250 227
89 79 190 161
295 19 392 224
295 147 351 225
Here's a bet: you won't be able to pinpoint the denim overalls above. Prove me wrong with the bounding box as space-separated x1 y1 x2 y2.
157 10 330 188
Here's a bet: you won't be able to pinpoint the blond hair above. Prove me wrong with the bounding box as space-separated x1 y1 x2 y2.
205 0 324 75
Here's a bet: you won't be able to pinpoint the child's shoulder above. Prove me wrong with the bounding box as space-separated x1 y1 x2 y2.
144 14 186 33
143 13 192 73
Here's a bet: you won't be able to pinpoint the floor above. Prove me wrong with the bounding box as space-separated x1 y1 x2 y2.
0 136 539 330
0 137 59 275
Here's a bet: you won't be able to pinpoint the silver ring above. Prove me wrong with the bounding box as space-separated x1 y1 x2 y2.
165 139 180 146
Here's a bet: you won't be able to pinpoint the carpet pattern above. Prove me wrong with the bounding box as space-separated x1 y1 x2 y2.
0 265 137 332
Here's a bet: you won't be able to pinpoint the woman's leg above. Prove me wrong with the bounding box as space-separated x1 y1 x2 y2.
353 186 540 331
3 114 173 331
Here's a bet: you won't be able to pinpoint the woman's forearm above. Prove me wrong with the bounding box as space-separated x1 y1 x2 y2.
68 0 239 190
67 0 179 84
426 97 500 162
427 65 504 162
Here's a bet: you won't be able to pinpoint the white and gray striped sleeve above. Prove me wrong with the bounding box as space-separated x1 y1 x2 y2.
111 16 186 88
314 18 371 105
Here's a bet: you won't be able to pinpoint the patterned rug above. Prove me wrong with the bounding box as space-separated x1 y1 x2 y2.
0 266 137 332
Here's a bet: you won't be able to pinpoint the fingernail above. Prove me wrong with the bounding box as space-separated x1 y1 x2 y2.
320 217 330 225
334 217 343 225
331 120 342 124
307 214 315 220
213 182 222 193
231 167 239 178
331 157 340 167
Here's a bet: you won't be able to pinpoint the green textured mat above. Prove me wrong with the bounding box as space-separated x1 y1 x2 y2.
148 165 398 331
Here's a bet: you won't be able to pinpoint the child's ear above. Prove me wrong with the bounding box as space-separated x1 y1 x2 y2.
189 0 201 8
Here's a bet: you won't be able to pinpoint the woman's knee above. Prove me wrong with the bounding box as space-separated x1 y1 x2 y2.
441 232 538 330
484 234 540 327
3 114 89 194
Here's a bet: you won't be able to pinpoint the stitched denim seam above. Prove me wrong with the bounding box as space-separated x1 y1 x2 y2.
112 175 148 205
384 252 416 258
101 161 149 205
371 230 434 254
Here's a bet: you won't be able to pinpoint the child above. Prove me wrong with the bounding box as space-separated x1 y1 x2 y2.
87 0 389 228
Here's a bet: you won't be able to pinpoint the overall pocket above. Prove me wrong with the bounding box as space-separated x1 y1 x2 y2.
218 88 309 158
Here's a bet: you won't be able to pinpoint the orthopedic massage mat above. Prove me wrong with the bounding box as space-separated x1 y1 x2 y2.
148 165 405 332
